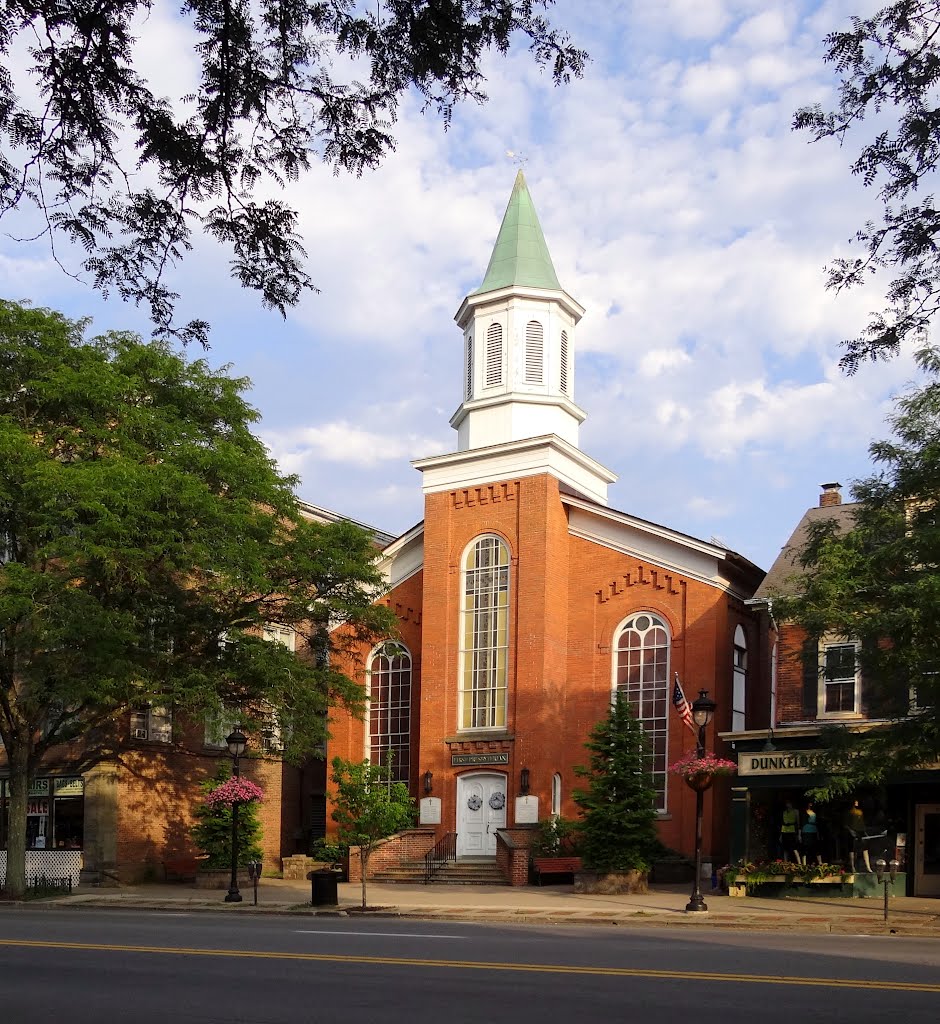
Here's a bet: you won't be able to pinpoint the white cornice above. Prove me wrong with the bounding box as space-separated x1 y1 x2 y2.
413 434 616 504
449 390 587 432
454 284 585 326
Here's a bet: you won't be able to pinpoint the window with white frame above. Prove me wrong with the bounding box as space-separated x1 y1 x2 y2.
130 705 172 743
368 641 412 784
459 536 510 730
732 625 747 732
203 705 240 748
259 707 282 753
551 773 562 817
263 622 295 650
614 612 670 810
821 642 861 716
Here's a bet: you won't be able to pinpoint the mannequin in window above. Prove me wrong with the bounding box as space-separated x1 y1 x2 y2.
779 800 800 863
844 799 871 872
801 803 821 865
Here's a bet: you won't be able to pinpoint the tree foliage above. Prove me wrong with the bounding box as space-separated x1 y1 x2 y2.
775 344 940 794
0 1 586 345
330 755 415 908
572 693 660 873
0 298 397 896
795 1 940 372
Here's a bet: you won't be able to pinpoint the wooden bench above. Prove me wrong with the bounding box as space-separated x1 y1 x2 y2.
162 856 200 882
532 856 582 885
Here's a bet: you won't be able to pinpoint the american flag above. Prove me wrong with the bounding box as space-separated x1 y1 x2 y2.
672 673 696 735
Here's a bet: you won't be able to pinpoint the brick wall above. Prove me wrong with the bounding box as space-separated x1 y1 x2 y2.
496 828 534 886
346 828 437 882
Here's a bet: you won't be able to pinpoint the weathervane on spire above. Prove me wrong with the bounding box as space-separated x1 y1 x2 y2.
505 149 528 169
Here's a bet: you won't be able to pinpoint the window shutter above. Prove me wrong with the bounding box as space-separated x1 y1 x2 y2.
560 330 569 394
524 321 544 383
485 323 503 387
801 636 819 717
466 334 473 399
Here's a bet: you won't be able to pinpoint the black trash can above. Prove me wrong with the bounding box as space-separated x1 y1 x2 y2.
310 869 338 907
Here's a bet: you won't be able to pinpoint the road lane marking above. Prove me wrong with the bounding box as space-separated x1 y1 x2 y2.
0 939 937 993
294 931 463 939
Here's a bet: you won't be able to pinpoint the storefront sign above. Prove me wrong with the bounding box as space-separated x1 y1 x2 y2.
53 777 84 796
451 752 509 766
738 750 813 776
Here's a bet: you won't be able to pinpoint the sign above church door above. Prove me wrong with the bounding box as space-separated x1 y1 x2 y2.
452 753 509 766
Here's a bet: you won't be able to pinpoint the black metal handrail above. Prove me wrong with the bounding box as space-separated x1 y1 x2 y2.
424 832 457 884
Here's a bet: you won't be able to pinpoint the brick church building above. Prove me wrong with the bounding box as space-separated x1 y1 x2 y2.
0 173 769 887
328 172 767 870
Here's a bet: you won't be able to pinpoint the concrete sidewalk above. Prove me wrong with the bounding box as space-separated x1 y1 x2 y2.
16 878 940 936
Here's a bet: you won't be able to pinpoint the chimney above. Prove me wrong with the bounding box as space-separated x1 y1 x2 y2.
819 482 842 508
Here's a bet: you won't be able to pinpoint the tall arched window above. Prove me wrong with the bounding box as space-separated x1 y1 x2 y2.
459 535 510 730
485 323 503 387
732 625 747 732
368 641 412 784
551 773 562 817
614 612 670 810
524 320 544 383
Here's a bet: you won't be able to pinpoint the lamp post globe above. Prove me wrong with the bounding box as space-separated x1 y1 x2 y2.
224 729 248 903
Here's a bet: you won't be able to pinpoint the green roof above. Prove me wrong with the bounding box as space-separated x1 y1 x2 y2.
474 171 561 294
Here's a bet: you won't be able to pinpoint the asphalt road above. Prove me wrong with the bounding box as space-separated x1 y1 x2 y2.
0 908 938 1024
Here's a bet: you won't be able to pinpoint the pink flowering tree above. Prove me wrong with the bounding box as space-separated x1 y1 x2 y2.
191 768 264 869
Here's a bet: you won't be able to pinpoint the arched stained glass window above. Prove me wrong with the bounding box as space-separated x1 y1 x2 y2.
368 641 412 784
459 536 510 730
614 612 670 810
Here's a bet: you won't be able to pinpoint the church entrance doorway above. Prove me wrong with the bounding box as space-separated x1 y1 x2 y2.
456 772 507 858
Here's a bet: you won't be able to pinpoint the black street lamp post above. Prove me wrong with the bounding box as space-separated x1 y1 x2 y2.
686 689 717 914
224 728 247 904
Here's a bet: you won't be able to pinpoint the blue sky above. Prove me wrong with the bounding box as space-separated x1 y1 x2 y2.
1 0 913 571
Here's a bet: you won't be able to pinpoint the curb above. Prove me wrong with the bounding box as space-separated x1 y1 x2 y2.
5 896 939 936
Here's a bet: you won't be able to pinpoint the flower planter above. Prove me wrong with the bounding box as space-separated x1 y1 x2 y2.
727 874 849 898
194 867 259 890
684 772 714 792
573 869 648 895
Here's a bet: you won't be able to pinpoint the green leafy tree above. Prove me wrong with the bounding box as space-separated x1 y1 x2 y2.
190 767 264 869
0 2 586 345
795 1 940 372
572 693 660 873
0 299 396 897
776 345 940 794
330 755 415 908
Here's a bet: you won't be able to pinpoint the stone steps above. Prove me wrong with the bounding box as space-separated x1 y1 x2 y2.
371 859 507 885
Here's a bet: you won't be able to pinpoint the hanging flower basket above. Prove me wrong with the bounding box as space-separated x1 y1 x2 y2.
205 777 265 806
668 751 737 792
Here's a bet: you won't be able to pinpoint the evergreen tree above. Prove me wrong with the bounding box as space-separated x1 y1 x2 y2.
190 767 264 870
573 693 660 873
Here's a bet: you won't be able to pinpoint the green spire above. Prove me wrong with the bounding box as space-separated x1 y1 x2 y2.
474 170 561 294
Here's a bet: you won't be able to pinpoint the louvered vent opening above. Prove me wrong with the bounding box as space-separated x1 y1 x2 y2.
466 334 473 399
485 323 503 387
525 321 544 383
560 330 569 395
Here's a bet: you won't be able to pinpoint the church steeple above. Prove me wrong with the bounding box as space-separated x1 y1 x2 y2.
451 173 587 453
475 170 561 294
413 174 615 507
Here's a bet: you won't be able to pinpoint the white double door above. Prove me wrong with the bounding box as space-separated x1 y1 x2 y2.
456 773 507 858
